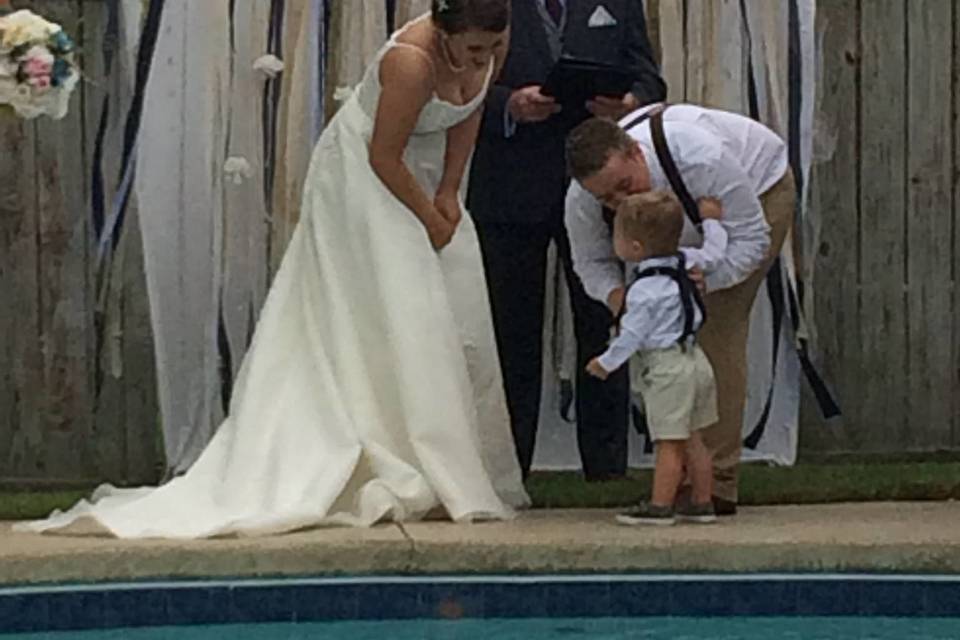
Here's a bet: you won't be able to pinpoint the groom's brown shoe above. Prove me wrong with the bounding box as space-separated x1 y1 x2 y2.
711 496 738 516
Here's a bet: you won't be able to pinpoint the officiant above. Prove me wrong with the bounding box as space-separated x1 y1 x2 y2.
467 0 666 481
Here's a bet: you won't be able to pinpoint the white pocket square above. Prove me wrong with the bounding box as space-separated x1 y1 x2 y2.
588 5 617 27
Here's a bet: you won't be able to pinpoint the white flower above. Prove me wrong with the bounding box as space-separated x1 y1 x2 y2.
0 11 77 120
253 54 284 78
333 86 354 103
0 57 17 78
0 65 78 119
224 156 253 185
22 44 54 67
0 10 61 54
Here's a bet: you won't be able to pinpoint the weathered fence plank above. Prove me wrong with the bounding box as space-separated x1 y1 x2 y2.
803 0 861 454
0 117 44 478
954 1 960 451
858 0 908 452
33 0 95 479
80 0 128 483
906 0 954 451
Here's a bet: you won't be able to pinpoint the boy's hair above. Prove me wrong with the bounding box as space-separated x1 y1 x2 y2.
616 191 684 256
565 117 636 181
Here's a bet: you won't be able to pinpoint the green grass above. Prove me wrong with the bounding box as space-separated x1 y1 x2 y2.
0 490 89 521
528 461 960 509
2 462 959 520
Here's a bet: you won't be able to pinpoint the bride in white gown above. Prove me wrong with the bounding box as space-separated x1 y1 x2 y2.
18 0 529 538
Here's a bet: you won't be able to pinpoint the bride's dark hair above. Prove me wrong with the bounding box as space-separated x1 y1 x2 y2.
432 0 510 35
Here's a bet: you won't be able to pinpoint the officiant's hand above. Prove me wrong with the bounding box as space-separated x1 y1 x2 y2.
434 190 463 228
508 86 561 123
586 92 639 120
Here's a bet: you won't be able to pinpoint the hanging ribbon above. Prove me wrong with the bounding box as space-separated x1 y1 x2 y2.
741 0 840 451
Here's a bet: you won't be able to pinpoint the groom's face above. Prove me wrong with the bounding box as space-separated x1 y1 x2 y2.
580 144 651 210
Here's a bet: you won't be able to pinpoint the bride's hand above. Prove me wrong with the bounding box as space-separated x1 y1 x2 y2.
434 190 463 228
426 216 455 251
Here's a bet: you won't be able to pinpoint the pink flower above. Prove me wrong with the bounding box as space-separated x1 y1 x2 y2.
23 56 52 78
27 74 50 89
21 45 54 77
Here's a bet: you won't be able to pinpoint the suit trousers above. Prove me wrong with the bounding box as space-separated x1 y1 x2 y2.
475 218 629 480
697 171 796 502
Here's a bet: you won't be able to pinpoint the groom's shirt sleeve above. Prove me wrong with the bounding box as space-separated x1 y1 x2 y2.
565 182 624 305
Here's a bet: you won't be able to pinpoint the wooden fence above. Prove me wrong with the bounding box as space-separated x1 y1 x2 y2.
0 0 159 486
800 0 959 455
0 0 957 485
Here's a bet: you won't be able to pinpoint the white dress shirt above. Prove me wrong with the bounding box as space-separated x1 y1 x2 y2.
680 218 727 274
596 220 726 373
596 255 702 373
566 104 788 304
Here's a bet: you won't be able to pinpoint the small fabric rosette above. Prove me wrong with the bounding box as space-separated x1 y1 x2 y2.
0 9 80 119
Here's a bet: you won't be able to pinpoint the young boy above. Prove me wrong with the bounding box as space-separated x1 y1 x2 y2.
586 191 727 525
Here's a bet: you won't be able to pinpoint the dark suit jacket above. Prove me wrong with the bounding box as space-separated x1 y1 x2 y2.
468 0 666 225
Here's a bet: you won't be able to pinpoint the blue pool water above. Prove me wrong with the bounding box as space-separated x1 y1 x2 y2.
8 617 960 639
2 575 959 637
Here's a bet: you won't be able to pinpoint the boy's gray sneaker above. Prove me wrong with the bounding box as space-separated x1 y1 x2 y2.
615 502 675 526
675 501 717 524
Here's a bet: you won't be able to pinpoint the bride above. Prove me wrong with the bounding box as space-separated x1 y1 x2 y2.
19 0 529 538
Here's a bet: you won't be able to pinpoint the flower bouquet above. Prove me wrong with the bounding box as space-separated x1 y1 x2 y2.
0 9 80 119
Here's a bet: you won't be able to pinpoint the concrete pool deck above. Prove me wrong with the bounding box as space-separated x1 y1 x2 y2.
1 502 958 586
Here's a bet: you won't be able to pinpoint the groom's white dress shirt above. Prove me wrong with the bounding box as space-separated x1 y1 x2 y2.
565 103 788 304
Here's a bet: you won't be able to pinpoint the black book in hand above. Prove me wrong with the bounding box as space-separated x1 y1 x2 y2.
540 56 636 107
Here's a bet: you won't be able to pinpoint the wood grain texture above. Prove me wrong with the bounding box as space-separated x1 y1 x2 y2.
33 0 94 479
858 0 908 452
906 0 954 450
801 0 860 453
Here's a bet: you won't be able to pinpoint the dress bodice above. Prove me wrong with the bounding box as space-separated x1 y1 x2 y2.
353 21 494 135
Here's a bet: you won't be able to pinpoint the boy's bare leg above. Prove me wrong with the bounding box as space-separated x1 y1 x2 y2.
686 431 713 505
651 440 686 507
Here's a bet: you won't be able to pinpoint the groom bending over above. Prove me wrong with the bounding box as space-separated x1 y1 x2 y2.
564 104 793 513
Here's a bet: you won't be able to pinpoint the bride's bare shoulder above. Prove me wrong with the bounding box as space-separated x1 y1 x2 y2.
380 19 437 90
379 47 435 100
393 14 435 51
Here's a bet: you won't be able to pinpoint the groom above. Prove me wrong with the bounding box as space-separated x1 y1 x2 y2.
467 0 666 480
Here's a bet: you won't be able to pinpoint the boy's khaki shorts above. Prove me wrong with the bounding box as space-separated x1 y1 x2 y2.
630 343 718 441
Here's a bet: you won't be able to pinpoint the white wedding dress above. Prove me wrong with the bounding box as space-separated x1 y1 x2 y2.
18 25 529 539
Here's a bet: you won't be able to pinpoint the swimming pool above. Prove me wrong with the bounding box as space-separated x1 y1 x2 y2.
2 574 958 638
7 617 960 639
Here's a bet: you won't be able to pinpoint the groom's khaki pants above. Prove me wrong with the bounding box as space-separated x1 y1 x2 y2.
696 171 795 503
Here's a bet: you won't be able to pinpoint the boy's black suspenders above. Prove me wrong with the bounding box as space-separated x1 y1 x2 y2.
616 253 706 347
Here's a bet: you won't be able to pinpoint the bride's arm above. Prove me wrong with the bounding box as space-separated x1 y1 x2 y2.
436 108 482 200
438 34 509 199
435 35 509 222
369 47 452 248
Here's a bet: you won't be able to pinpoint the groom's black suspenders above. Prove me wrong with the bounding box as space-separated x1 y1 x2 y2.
620 105 703 233
609 105 704 335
